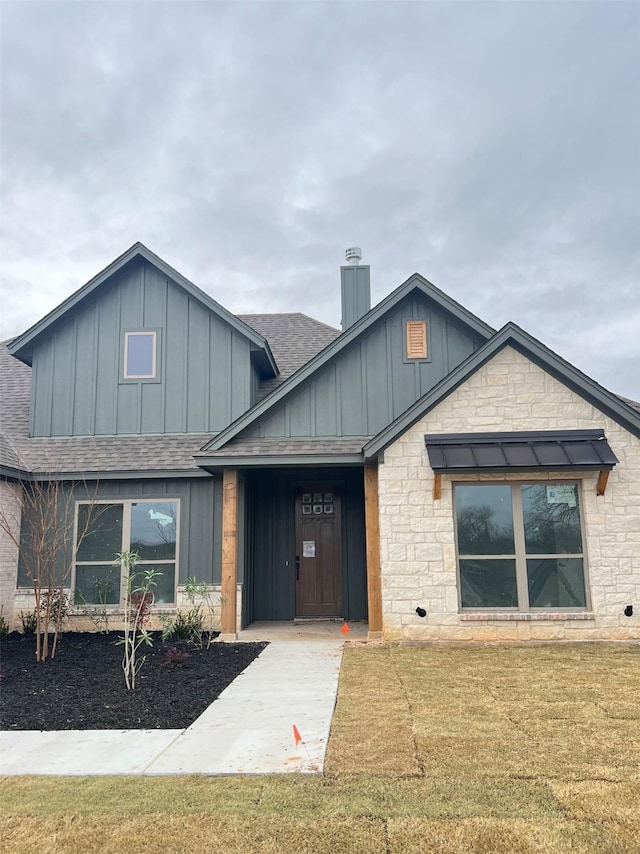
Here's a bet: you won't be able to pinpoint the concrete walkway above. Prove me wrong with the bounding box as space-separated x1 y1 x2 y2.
0 623 365 776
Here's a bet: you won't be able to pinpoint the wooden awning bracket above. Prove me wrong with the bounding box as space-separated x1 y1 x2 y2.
596 469 610 496
433 473 442 501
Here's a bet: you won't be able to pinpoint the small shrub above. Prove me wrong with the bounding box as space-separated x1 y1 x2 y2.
40 590 69 627
116 552 159 690
20 610 37 636
0 606 9 640
163 646 191 667
183 576 222 648
161 607 204 645
73 575 115 633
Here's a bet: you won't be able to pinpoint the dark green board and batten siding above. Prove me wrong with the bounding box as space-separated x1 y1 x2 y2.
243 293 482 440
17 478 223 588
244 468 367 625
30 258 255 437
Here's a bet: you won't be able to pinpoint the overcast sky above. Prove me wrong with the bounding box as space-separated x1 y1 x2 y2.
1 1 638 397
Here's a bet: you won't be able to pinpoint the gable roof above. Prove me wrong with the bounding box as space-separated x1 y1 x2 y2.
8 242 278 378
363 322 640 459
202 273 496 453
238 313 340 400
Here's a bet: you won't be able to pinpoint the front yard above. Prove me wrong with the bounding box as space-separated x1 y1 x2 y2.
1 643 638 853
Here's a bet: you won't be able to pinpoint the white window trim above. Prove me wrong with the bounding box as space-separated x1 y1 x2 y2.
453 479 591 613
123 331 157 379
72 498 180 609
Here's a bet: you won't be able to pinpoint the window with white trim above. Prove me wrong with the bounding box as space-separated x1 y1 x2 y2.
74 500 179 606
454 482 587 610
123 331 156 379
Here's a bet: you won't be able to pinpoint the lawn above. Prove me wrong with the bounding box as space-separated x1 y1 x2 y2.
1 643 639 853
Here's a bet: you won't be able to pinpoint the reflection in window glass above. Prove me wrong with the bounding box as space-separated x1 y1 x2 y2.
75 564 121 605
521 484 582 555
143 563 176 604
460 559 518 607
527 558 586 608
75 500 178 606
454 482 587 612
130 502 177 560
455 485 514 555
76 504 123 561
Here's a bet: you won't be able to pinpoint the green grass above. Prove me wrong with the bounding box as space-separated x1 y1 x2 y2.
2 643 639 853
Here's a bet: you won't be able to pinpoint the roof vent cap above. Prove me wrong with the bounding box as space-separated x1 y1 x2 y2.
345 247 363 265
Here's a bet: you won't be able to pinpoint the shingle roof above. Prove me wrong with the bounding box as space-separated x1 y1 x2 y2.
0 341 31 471
238 313 340 399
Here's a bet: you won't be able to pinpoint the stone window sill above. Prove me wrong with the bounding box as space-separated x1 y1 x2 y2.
460 612 595 622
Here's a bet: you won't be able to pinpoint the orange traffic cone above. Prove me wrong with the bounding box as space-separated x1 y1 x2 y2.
341 622 350 635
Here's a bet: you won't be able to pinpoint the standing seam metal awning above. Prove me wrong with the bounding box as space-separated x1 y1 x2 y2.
424 430 618 473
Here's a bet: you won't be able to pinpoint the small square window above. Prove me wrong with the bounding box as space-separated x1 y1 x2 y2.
406 320 428 359
124 332 156 379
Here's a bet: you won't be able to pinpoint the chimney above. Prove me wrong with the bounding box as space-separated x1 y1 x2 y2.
341 247 370 331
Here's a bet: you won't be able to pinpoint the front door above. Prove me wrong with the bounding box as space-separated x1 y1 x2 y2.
295 486 342 617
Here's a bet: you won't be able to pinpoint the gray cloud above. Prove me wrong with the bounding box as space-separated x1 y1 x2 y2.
1 1 638 396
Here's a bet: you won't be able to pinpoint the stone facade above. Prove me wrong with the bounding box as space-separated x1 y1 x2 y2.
11 582 239 634
378 346 640 641
0 481 21 626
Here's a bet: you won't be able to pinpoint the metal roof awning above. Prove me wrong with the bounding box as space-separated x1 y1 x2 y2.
424 430 618 497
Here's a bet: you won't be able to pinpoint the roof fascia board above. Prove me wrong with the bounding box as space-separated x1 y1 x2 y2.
203 274 495 453
196 453 364 469
8 243 277 377
0 465 27 481
22 468 213 483
431 464 612 474
365 323 640 458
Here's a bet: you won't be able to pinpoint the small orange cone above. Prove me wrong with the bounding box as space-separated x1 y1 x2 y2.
341 622 350 635
293 724 302 747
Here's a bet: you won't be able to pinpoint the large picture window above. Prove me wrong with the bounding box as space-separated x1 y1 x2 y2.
74 500 179 606
454 482 587 611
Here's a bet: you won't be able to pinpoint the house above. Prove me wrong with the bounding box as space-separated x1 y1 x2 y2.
1 242 639 642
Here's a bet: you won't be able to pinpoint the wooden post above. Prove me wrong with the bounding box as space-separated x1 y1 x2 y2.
433 473 442 500
596 469 610 496
364 464 383 638
220 468 239 638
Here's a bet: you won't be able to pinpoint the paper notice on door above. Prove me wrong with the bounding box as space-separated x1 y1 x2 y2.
303 540 316 558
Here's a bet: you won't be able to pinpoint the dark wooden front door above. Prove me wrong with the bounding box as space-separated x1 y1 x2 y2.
295 486 342 617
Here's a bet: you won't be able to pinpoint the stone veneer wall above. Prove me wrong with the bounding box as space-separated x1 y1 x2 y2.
0 481 21 626
378 346 640 641
12 583 241 633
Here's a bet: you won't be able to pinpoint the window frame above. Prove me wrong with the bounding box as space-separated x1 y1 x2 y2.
72 498 180 609
453 479 591 613
121 329 161 382
403 318 431 363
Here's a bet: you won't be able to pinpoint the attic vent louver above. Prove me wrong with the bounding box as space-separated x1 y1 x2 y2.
406 320 427 359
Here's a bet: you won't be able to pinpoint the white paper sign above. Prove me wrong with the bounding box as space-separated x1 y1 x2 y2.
303 540 316 558
546 485 577 507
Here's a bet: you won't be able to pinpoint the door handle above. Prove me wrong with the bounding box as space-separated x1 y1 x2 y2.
295 555 300 581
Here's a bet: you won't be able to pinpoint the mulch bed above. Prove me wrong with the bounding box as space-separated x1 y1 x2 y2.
0 632 267 731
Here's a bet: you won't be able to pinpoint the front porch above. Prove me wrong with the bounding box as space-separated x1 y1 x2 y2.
237 619 369 643
218 464 382 640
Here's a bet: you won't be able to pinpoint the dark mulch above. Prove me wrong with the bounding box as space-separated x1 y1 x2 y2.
0 632 267 731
